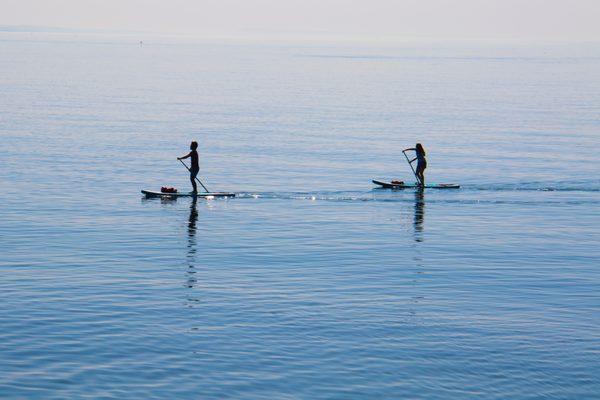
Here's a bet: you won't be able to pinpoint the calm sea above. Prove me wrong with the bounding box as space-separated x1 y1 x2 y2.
1 33 599 399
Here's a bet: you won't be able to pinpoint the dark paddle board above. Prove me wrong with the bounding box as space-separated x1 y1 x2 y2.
142 190 235 198
372 180 460 189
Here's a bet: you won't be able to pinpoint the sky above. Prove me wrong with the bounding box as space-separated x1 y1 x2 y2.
1 0 599 41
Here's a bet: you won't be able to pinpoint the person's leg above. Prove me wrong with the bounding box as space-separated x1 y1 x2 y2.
416 163 424 186
190 173 197 193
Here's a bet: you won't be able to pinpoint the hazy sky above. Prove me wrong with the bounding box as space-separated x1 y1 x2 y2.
2 0 599 41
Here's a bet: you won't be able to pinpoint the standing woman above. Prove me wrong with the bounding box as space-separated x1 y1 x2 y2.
405 143 427 187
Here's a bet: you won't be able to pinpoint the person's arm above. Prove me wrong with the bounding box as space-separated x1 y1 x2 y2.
177 151 192 160
403 148 417 162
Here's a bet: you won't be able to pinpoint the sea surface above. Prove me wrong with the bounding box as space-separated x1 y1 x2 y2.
1 33 599 399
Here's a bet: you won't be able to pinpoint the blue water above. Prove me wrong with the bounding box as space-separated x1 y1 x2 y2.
1 33 599 399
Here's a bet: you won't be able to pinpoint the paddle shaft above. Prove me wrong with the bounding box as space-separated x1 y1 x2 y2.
179 159 210 193
402 150 421 184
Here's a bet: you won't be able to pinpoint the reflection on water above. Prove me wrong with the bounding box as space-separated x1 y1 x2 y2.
186 198 198 291
409 189 426 318
413 189 425 241
188 197 198 241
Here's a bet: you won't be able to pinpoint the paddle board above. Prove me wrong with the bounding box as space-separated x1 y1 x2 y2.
372 180 460 189
142 190 235 198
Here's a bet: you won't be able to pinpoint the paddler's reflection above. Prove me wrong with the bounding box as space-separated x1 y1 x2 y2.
186 197 198 289
188 197 198 240
413 189 425 241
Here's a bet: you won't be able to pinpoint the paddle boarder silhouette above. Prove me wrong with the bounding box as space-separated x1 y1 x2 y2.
178 141 200 194
404 143 427 186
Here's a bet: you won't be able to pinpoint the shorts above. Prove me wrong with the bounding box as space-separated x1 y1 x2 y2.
190 168 199 178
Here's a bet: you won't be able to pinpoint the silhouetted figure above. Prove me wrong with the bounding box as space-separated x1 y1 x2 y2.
404 143 427 186
178 141 200 194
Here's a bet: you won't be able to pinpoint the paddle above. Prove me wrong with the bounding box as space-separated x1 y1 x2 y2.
178 159 210 193
402 149 421 185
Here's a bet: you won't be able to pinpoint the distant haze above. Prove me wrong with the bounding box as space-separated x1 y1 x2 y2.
2 0 599 41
